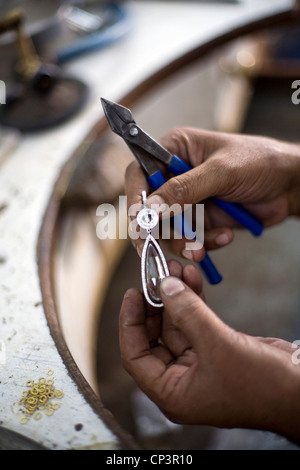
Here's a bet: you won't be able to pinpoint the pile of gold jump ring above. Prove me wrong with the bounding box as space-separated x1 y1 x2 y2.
19 370 64 424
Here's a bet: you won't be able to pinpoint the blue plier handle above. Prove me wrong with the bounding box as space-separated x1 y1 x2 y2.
148 156 262 284
158 154 263 237
148 164 223 285
101 98 263 285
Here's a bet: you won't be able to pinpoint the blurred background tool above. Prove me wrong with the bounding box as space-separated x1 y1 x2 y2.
0 1 131 132
0 1 131 64
0 7 88 132
53 2 132 64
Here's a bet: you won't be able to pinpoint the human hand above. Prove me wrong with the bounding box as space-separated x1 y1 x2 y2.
119 260 300 443
125 128 300 262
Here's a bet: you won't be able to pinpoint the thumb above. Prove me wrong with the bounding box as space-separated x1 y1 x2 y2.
147 157 229 210
160 276 228 353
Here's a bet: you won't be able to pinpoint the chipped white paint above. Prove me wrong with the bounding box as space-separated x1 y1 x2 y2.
0 0 294 450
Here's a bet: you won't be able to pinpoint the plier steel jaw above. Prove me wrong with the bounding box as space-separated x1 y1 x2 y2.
101 98 191 187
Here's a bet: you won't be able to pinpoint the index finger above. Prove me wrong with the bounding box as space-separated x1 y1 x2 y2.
159 127 228 167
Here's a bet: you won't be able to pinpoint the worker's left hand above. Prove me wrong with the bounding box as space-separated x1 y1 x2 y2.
119 260 300 442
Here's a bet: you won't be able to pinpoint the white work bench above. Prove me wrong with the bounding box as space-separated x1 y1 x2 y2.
0 0 297 450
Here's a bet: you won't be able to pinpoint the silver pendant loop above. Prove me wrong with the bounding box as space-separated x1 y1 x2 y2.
137 190 159 231
141 234 169 308
137 208 159 231
137 191 169 308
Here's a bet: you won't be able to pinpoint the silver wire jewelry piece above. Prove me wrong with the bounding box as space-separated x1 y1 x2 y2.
138 191 169 308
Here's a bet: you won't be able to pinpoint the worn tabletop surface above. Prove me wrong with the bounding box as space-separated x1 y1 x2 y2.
0 0 295 450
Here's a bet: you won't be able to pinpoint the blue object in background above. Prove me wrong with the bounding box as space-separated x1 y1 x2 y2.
56 3 132 64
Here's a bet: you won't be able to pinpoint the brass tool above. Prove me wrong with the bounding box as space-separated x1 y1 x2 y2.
0 8 41 82
0 8 88 132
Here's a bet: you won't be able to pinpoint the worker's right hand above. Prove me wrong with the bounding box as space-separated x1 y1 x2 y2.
125 128 300 262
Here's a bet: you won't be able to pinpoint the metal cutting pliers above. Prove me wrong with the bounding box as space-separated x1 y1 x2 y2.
101 98 263 284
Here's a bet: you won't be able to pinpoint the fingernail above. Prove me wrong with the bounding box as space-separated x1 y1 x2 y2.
182 249 194 261
161 277 185 296
216 233 230 246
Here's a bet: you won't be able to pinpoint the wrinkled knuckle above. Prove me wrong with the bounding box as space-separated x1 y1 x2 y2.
169 127 189 144
161 127 192 157
166 126 186 141
165 174 192 204
173 127 192 153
